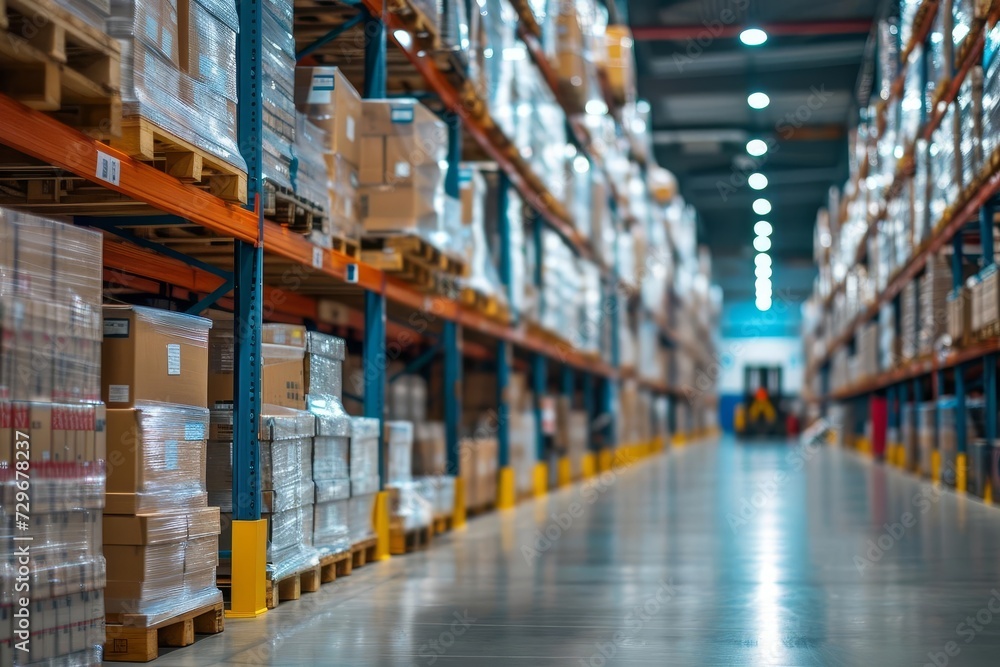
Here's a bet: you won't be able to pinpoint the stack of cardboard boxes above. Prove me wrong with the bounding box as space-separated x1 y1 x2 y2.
0 210 106 666
100 306 222 627
295 67 363 244
386 421 433 532
358 98 448 236
304 332 352 557
348 417 380 545
110 0 246 174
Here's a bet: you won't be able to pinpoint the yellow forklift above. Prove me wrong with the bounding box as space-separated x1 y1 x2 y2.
735 366 785 439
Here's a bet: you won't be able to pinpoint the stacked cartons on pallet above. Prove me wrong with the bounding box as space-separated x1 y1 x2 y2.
918 255 953 356
109 0 245 172
348 417 380 545
0 210 106 666
100 306 223 628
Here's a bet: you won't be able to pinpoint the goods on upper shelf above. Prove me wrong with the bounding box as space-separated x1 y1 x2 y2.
803 5 1000 400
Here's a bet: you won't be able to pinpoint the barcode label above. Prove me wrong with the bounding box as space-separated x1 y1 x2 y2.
95 151 121 186
312 247 324 269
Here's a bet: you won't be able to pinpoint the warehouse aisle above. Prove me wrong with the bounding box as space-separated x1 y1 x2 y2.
145 437 1000 666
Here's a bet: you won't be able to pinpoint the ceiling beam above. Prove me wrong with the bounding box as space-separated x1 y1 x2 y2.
632 19 872 42
653 123 846 145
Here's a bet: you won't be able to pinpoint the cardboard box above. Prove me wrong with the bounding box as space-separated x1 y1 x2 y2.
102 512 189 546
262 344 305 409
295 67 363 168
262 324 306 348
185 536 218 572
359 185 439 233
384 135 442 188
101 306 211 408
105 491 209 515
360 136 386 185
104 542 185 581
105 406 208 495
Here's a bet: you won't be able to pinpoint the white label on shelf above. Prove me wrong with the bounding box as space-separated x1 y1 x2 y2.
312 247 324 269
164 440 178 470
313 74 335 91
95 150 121 186
346 116 356 142
108 385 129 404
103 318 129 338
166 344 181 375
184 422 205 441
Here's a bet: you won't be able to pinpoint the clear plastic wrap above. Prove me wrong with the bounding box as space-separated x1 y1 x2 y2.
958 67 983 191
304 332 346 401
0 588 106 666
105 402 209 512
925 2 951 110
900 0 921 49
389 481 433 531
111 0 246 173
928 104 957 229
983 35 1000 163
268 505 319 581
313 498 351 555
1 210 103 404
292 116 332 217
953 0 974 57
900 44 924 146
349 416 380 483
385 420 414 486
348 492 377 544
312 428 350 482
918 254 953 355
877 19 900 102
912 138 930 247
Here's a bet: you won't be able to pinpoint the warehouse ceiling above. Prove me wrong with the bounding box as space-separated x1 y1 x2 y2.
629 0 884 308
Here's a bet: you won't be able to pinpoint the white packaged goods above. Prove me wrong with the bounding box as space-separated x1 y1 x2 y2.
386 420 414 487
957 67 983 191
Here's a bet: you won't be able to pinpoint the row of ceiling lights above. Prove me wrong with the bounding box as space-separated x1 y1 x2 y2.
741 27 772 311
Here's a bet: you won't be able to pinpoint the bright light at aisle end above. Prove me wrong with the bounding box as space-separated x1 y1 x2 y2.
748 92 770 109
753 236 772 252
756 295 773 311
740 28 768 46
746 139 769 156
755 253 772 268
754 220 772 237
755 265 772 279
573 156 590 173
753 198 772 215
748 173 768 190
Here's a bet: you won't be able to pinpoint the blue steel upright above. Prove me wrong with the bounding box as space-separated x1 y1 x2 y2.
443 321 462 475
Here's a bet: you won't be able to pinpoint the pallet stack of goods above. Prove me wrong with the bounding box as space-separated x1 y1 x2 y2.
385 420 434 552
344 415 377 542
295 67 363 251
98 305 223 661
0 210 106 666
303 332 353 562
109 0 247 194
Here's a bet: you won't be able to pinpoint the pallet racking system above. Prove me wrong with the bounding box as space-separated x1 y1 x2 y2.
0 0 715 616
805 1 1000 491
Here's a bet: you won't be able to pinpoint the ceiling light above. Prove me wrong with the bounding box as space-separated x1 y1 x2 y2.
573 156 590 173
748 173 768 190
740 28 768 46
747 92 770 109
746 139 768 156
564 144 578 159
586 100 608 116
755 277 772 292
756 296 772 311
755 253 772 268
754 220 772 237
753 235 772 252
393 30 412 49
753 198 772 215
755 265 772 279
636 100 651 114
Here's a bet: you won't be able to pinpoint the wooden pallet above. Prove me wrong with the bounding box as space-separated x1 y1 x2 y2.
466 502 495 518
331 233 361 261
107 117 247 203
386 0 441 51
351 537 379 568
265 564 322 610
361 233 468 277
432 513 453 535
103 601 224 663
319 549 353 584
389 522 433 555
265 181 327 234
0 0 121 137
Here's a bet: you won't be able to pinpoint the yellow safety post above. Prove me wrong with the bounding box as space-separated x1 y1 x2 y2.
956 453 968 493
931 450 942 483
597 448 613 472
373 490 392 561
534 462 549 497
227 519 268 618
497 467 516 509
557 456 572 486
674 432 686 447
581 452 596 479
985 480 993 505
453 477 467 529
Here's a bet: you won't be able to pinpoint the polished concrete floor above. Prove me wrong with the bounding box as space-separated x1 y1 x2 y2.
142 436 1000 666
